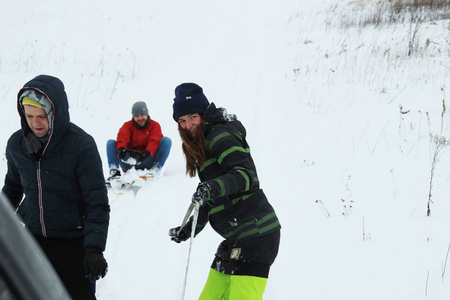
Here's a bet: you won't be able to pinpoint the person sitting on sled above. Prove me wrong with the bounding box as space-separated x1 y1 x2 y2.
106 101 171 182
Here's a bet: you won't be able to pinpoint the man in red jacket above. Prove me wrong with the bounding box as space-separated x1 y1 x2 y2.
106 101 171 182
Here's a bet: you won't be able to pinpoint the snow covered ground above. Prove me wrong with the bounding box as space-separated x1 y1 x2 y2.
1 0 450 299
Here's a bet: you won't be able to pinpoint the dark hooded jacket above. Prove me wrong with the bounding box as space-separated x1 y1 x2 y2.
2 75 110 250
186 103 281 246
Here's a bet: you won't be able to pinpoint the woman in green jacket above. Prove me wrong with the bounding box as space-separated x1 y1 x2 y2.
169 83 281 299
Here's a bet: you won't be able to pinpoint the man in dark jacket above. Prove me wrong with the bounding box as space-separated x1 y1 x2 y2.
2 75 110 300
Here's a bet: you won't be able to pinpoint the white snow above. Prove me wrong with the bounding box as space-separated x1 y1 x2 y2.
1 0 450 299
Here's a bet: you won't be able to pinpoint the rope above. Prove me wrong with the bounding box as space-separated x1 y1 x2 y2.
109 179 137 204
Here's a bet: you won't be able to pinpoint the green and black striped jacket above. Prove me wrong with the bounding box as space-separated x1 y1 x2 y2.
191 103 281 244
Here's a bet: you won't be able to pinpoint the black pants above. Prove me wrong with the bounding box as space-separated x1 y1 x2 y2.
35 236 96 300
212 230 281 278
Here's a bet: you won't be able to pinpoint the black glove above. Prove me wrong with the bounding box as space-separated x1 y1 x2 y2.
84 247 108 283
117 147 126 160
138 151 150 163
192 185 209 206
168 226 190 243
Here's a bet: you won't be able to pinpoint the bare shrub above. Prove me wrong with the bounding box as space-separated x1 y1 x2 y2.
427 133 450 216
426 94 450 217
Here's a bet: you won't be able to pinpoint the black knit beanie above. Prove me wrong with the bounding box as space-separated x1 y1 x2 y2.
172 83 210 122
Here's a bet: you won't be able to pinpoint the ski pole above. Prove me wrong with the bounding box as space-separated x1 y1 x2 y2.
180 200 200 300
181 203 194 228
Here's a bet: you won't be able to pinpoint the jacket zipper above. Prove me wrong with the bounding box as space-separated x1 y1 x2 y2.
37 160 47 237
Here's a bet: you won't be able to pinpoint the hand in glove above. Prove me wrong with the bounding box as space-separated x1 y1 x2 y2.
117 147 127 160
192 185 210 206
138 151 150 163
168 226 190 243
84 247 108 283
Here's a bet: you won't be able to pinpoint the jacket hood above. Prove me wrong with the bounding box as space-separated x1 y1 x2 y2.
17 75 70 152
203 102 245 138
204 102 237 125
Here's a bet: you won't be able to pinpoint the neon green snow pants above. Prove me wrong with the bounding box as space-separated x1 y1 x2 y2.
198 268 268 300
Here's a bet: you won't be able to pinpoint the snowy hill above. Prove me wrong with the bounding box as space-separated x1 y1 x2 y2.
1 0 450 299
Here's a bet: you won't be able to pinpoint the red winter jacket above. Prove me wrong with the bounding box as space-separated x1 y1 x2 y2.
116 119 163 156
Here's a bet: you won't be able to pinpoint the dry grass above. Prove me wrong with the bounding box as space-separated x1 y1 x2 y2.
343 0 450 28
334 0 450 56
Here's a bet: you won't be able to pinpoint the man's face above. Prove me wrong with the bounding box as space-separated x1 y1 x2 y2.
23 105 49 137
133 114 148 127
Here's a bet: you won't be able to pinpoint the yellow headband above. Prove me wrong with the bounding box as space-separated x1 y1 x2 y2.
22 97 43 108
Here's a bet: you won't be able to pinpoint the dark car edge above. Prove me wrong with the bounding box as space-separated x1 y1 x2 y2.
0 193 71 300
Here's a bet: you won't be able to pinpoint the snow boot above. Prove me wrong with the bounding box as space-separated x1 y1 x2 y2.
106 169 121 186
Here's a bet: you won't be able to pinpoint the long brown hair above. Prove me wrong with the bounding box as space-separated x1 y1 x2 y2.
178 118 207 177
